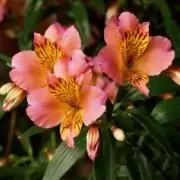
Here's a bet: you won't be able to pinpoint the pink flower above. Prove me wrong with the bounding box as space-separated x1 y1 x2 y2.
26 52 106 148
87 57 118 103
96 12 175 96
86 126 100 161
10 22 81 92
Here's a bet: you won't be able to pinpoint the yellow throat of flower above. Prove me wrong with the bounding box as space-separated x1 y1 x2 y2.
34 37 63 72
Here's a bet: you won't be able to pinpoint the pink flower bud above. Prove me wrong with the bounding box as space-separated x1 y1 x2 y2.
86 126 100 161
167 66 180 86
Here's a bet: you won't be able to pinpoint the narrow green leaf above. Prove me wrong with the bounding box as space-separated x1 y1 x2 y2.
18 0 45 49
0 53 11 67
42 128 87 180
128 109 178 171
20 125 47 139
148 75 179 97
151 97 180 124
126 154 141 180
70 0 91 47
154 0 180 48
135 152 154 180
0 96 5 120
92 129 115 180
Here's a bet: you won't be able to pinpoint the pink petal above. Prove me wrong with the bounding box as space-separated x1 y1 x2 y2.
104 16 121 46
54 58 69 80
60 25 81 57
9 51 46 92
27 87 67 128
82 102 106 126
118 12 139 33
134 36 175 76
69 50 89 77
80 85 107 105
80 85 106 125
104 80 117 103
96 45 126 85
44 22 65 42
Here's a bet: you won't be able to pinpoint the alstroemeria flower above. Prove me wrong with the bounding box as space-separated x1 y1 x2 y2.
87 57 117 103
26 52 106 148
96 12 175 96
10 22 81 92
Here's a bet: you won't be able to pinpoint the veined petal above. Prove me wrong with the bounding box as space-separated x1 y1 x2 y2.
48 76 80 107
134 36 175 76
59 25 81 58
34 33 63 72
27 87 67 128
96 45 126 85
44 22 65 42
125 69 149 96
60 109 83 148
10 51 46 92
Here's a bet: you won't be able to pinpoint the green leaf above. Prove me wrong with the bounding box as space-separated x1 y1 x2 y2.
148 75 179 97
20 125 47 139
70 0 91 47
154 0 180 48
89 0 105 14
0 53 11 67
151 97 180 124
0 96 5 120
92 129 115 180
42 128 87 180
135 152 154 180
18 0 45 49
0 167 26 178
128 109 178 171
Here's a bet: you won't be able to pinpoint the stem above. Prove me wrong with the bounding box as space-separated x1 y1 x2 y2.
5 110 16 160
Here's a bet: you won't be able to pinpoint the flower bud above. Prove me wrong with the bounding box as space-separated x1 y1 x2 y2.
111 126 125 142
0 83 15 95
106 0 120 20
1 83 25 112
86 126 100 161
166 66 180 85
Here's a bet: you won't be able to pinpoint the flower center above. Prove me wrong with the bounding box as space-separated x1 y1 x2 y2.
48 77 80 108
121 26 149 68
125 69 149 87
34 37 63 72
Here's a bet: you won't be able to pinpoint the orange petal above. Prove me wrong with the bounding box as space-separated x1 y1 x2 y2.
60 109 83 148
125 69 149 96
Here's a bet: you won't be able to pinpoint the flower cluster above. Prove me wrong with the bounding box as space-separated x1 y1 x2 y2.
0 12 175 160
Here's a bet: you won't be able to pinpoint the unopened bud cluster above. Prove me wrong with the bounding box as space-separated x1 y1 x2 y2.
0 83 25 111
